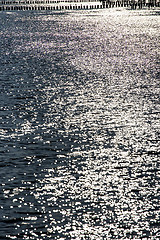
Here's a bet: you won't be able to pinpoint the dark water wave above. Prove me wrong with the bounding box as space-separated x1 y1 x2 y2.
0 9 160 240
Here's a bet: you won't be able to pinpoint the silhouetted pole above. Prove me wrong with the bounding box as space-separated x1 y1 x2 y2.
100 0 111 8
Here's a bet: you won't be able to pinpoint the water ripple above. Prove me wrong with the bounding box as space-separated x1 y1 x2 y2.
0 8 159 240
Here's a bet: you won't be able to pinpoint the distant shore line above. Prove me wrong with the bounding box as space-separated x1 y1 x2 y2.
0 0 159 11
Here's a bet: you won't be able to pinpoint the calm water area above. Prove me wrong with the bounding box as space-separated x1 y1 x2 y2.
0 7 160 240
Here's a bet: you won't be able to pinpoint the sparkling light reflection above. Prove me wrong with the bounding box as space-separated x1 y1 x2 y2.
0 8 159 240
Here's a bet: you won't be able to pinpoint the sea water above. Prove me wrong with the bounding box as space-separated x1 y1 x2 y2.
0 8 159 240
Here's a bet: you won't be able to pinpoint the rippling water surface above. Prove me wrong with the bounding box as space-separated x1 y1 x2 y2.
0 8 160 239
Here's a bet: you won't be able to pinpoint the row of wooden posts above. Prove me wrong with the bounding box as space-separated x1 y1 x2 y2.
0 4 102 10
0 3 103 11
0 0 159 11
101 0 159 8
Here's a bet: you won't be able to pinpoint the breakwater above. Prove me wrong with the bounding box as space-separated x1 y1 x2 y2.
0 0 159 11
2 0 103 11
